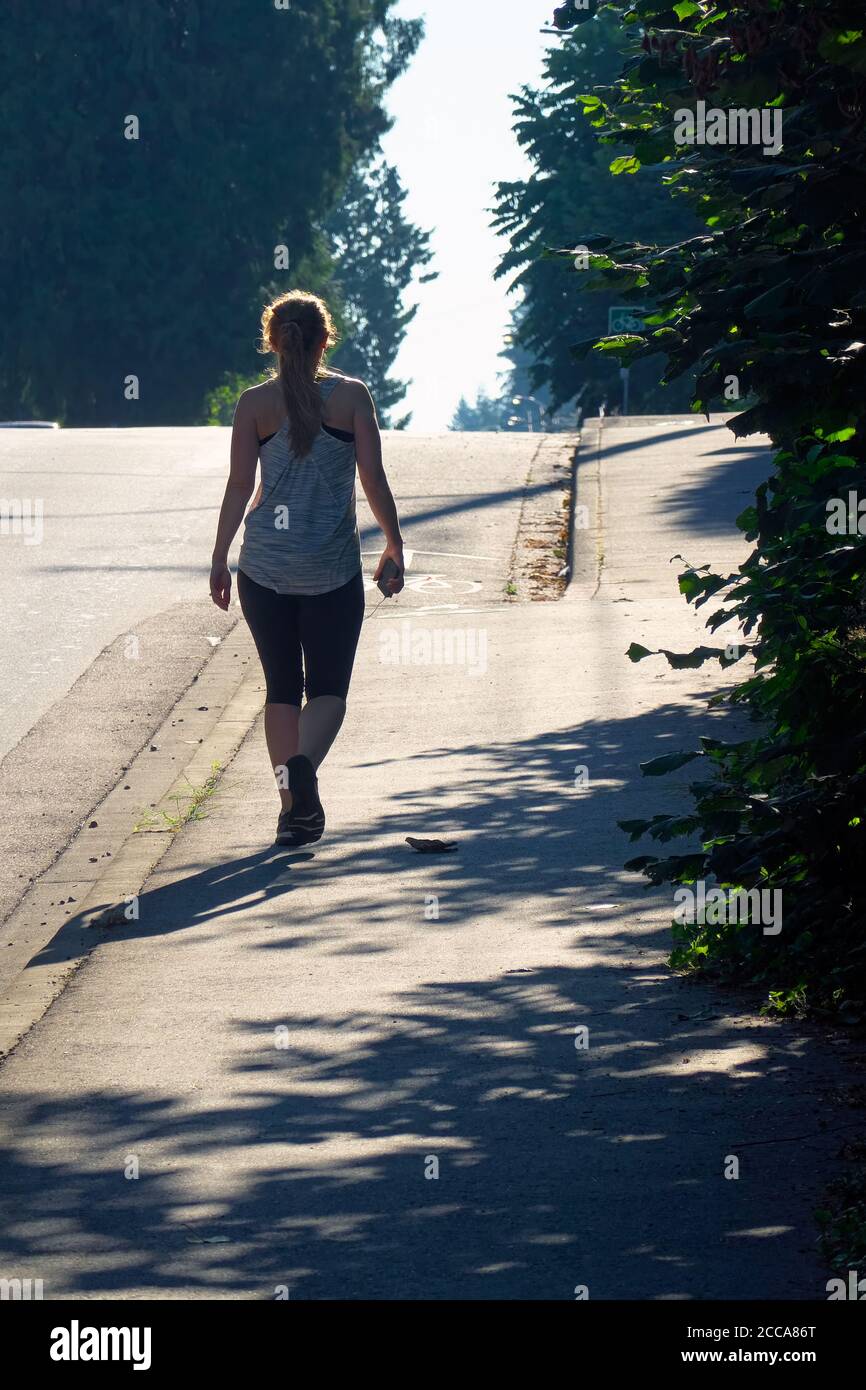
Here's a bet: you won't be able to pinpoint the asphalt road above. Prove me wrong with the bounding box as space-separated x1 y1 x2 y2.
0 427 552 937
0 426 541 757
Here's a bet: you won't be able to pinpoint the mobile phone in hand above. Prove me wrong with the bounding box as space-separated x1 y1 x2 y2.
377 558 401 598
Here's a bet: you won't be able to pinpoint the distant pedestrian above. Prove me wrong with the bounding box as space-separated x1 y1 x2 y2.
210 290 405 845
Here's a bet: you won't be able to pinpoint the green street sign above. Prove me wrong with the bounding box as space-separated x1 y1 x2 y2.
608 305 648 336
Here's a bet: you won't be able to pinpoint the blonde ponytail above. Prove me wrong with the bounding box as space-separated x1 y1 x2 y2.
260 290 339 457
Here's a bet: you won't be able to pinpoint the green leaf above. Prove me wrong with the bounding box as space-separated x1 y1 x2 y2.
624 855 658 871
626 642 655 662
639 751 702 777
660 646 726 670
618 818 652 840
595 334 644 352
609 155 642 176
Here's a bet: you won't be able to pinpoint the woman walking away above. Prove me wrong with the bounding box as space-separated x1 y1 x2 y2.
209 290 405 846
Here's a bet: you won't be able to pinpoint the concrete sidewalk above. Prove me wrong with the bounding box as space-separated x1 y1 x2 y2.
0 420 858 1300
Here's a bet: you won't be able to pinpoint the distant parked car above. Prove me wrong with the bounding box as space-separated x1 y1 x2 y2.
0 421 60 428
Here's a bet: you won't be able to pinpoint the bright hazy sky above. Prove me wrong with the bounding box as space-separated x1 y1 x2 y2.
380 1 554 432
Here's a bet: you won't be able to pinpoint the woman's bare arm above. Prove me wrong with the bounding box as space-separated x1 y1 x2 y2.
353 381 405 593
210 391 259 609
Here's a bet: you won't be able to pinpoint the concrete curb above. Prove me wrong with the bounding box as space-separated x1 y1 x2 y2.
0 622 265 1061
507 434 578 600
565 416 605 601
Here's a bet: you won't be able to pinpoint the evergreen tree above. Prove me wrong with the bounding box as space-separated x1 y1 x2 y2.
324 156 437 429
449 390 506 432
491 10 699 414
450 301 583 432
0 0 422 425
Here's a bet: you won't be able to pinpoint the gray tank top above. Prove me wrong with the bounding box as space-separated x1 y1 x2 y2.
238 375 362 596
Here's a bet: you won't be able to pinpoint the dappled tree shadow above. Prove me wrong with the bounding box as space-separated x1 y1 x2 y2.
657 433 772 537
0 695 854 1300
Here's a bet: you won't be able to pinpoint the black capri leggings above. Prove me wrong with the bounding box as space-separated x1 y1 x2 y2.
237 567 365 707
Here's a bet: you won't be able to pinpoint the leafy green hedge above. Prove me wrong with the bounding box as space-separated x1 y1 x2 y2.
554 1 866 1016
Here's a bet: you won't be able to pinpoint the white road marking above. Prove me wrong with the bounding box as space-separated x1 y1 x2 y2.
373 604 512 618
405 575 483 595
361 549 500 564
362 574 483 596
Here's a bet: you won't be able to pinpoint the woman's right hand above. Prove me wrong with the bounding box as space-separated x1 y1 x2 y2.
374 543 405 595
210 560 232 611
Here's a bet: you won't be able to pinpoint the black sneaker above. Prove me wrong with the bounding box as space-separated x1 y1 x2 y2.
275 754 325 845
